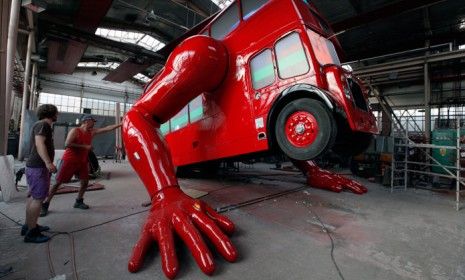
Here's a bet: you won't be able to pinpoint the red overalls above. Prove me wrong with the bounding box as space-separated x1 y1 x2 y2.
56 128 92 182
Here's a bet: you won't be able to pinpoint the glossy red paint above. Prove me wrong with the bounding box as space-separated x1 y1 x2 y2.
123 0 375 278
127 188 237 279
294 160 368 194
285 111 319 148
122 35 236 278
323 65 378 134
159 0 378 167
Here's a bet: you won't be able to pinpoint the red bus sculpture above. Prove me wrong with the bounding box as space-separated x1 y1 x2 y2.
122 0 378 278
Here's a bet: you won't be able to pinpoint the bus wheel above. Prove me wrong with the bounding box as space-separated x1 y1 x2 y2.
275 98 335 161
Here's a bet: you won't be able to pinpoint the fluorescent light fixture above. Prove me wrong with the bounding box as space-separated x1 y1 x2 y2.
21 0 47 13
459 44 465 50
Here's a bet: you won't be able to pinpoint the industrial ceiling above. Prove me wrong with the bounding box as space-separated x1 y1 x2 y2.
16 0 465 85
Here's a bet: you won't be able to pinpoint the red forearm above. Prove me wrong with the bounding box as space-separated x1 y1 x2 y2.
122 110 179 198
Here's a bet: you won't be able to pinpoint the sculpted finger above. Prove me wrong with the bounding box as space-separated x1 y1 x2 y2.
204 204 235 235
191 211 238 262
128 228 153 273
345 181 367 194
172 212 215 275
154 224 179 279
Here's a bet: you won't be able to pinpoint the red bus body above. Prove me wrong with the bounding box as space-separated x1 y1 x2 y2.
145 0 378 167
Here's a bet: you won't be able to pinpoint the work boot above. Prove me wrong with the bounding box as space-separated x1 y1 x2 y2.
73 198 89 210
21 224 50 236
24 227 50 243
40 202 49 217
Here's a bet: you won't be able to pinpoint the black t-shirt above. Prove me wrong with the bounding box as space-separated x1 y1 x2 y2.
26 121 55 168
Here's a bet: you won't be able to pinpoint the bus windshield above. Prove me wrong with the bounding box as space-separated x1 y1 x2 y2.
307 28 341 66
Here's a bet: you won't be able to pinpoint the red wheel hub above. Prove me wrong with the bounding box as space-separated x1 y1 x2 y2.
284 111 319 147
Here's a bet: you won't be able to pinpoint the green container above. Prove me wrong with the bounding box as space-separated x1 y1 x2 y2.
431 128 464 174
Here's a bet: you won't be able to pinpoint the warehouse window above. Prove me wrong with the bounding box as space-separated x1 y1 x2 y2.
39 92 133 117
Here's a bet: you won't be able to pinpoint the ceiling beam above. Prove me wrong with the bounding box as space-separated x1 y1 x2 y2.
103 58 152 83
46 0 114 74
332 0 446 33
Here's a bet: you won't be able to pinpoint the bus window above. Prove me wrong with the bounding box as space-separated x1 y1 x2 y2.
307 28 340 65
250 49 275 89
170 106 189 131
275 32 310 79
189 95 203 123
160 122 170 135
211 3 240 39
241 0 268 20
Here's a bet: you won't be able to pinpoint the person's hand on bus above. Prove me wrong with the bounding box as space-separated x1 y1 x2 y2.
128 187 237 279
84 145 92 150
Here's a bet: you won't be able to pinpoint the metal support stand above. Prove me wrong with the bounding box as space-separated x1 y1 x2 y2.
390 117 464 210
456 117 461 211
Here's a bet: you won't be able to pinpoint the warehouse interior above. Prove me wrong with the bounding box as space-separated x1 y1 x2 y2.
0 0 464 279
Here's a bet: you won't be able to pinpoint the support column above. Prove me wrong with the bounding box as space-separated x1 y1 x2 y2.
424 62 431 143
29 62 37 110
79 85 84 113
123 91 128 115
423 7 432 144
5 0 20 122
18 31 34 161
0 0 12 155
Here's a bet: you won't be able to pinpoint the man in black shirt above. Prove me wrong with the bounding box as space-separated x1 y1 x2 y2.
23 104 58 243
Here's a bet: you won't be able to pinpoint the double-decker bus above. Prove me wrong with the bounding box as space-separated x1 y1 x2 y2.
147 0 378 170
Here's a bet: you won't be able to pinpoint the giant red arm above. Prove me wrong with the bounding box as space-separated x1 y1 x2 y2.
122 35 237 279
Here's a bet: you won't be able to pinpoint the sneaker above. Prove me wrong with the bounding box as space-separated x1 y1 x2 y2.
24 227 50 243
21 224 50 236
74 199 89 210
40 202 50 217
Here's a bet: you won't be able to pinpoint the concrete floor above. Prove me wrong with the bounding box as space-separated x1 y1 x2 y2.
0 161 464 280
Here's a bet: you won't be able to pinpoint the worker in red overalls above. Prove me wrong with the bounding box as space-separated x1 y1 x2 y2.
40 114 121 216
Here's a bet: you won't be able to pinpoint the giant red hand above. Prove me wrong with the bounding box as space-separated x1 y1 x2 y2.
293 160 368 194
128 187 238 279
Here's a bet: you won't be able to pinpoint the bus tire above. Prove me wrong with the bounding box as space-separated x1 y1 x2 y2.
274 98 335 161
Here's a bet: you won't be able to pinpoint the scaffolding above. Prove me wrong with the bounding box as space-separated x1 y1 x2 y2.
390 118 465 211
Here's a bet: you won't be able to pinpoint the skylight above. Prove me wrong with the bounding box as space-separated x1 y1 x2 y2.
211 0 234 9
95 28 165 52
133 73 151 83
